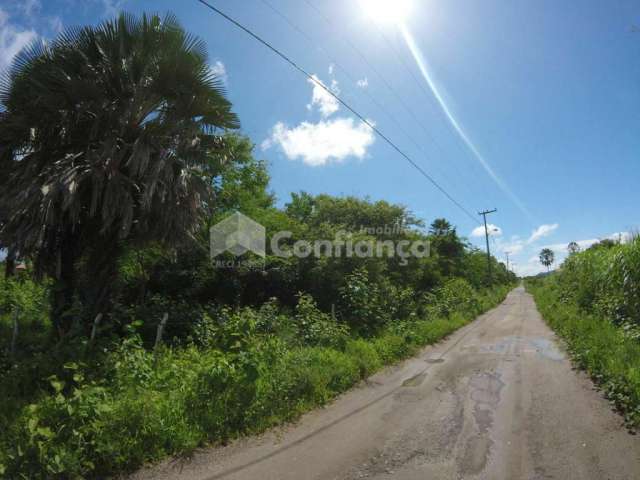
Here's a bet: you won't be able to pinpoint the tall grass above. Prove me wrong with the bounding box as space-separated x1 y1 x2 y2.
526 237 640 428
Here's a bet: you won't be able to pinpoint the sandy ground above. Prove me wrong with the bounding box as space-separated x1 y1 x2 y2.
128 286 640 480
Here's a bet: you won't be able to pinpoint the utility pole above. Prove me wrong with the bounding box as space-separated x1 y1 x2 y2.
505 251 510 272
478 208 497 285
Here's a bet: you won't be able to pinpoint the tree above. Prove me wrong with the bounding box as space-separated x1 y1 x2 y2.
539 248 555 272
567 241 580 255
429 218 464 276
0 13 239 336
429 218 453 236
285 192 316 223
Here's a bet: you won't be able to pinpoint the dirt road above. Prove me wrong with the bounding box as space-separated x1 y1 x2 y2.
132 287 640 480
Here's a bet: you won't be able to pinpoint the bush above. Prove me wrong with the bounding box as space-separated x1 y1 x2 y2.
294 293 348 348
339 267 390 333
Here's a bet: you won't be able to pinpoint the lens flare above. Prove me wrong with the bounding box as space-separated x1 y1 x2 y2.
359 0 412 24
399 24 534 221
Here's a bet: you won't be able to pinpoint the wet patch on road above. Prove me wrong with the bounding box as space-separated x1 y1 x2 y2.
459 371 505 476
463 336 564 361
529 338 564 361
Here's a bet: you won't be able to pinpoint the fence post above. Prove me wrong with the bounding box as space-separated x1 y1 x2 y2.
154 313 169 350
89 313 103 345
10 307 19 359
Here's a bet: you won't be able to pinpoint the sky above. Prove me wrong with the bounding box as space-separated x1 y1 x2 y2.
1 0 639 275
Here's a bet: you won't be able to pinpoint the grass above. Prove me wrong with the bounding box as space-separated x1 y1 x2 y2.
0 286 511 479
526 278 640 429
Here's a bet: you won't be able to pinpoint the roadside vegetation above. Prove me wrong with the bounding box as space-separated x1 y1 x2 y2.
0 12 515 478
526 236 640 428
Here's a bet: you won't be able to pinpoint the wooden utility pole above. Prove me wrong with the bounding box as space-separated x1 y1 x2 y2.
505 251 510 272
478 209 497 285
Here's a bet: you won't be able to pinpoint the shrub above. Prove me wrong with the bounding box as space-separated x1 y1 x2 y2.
294 293 349 348
338 267 390 333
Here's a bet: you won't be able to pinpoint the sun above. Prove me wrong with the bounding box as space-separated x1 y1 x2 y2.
359 0 413 25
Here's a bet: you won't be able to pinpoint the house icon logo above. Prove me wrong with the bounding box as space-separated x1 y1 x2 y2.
210 212 266 259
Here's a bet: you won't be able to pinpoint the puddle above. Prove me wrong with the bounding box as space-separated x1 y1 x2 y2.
470 336 564 361
530 338 564 361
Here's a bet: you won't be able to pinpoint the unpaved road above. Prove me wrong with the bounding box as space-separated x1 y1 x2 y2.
131 287 640 480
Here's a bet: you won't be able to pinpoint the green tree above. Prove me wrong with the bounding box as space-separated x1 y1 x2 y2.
429 218 453 236
539 248 555 272
0 13 238 336
211 135 273 217
429 218 464 276
567 241 580 255
285 191 316 223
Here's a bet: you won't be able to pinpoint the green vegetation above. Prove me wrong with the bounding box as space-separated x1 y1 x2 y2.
0 12 516 478
0 276 511 478
526 236 640 428
538 247 555 272
0 12 238 336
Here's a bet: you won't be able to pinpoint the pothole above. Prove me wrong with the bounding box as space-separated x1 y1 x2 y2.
402 372 427 387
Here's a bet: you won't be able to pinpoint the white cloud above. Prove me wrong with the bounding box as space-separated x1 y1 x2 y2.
506 243 524 255
209 60 227 83
356 77 369 88
0 9 37 73
470 224 502 238
607 231 633 243
527 223 559 244
328 64 334 75
264 70 376 166
262 118 375 166
515 256 547 277
494 235 524 255
307 74 340 117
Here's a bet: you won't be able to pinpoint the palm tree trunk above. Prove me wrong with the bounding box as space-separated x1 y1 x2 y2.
52 231 78 338
4 248 15 279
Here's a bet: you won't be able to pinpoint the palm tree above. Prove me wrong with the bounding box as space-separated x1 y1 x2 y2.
429 218 453 236
567 241 580 255
0 13 239 336
539 248 555 272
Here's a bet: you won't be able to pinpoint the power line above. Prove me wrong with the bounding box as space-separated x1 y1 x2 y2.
371 23 496 203
262 0 472 212
195 0 481 226
302 0 481 201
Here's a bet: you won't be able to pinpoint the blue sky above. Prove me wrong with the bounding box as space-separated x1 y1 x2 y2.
1 0 639 274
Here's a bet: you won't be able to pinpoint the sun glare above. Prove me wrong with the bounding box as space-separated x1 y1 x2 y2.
360 0 412 25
